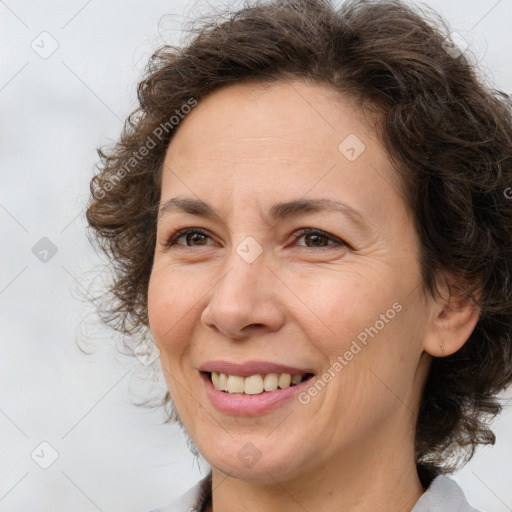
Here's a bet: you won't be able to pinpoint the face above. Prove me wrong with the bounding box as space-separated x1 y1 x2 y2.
148 80 434 483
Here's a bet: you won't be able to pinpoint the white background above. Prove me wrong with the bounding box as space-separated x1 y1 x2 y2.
1 0 511 510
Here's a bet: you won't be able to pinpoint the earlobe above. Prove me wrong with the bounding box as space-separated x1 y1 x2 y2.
423 284 482 358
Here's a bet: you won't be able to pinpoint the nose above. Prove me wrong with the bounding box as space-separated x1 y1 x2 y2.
200 251 285 340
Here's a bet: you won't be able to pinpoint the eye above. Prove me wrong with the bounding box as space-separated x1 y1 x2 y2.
165 227 214 248
164 227 347 250
291 228 347 249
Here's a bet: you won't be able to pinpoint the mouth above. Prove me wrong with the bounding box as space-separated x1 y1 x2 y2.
199 360 317 415
201 371 315 395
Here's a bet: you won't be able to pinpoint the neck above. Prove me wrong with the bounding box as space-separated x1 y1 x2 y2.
209 422 426 512
210 466 424 512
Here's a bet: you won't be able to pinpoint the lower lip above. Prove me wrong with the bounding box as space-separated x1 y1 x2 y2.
201 372 314 416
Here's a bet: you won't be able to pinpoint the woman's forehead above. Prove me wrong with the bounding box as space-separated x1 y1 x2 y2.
165 80 371 159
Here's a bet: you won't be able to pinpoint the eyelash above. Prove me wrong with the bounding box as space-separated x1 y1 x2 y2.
164 227 347 250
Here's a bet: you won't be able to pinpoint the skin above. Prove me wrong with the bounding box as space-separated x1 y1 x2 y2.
147 80 481 512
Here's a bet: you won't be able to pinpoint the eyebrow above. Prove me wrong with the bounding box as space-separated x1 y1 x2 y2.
158 196 371 232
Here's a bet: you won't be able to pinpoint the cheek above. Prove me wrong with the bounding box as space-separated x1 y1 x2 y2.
147 275 170 343
297 270 422 414
147 270 198 408
147 265 196 353
285 265 398 354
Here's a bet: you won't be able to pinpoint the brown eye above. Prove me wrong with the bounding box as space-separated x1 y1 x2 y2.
164 227 347 250
166 228 213 247
299 232 331 247
293 228 347 249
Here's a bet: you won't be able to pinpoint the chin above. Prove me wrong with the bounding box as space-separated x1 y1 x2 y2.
199 436 309 483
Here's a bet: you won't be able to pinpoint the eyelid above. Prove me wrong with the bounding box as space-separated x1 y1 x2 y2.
165 227 213 247
164 226 349 250
292 227 346 247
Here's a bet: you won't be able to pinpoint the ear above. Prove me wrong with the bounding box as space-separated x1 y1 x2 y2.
423 274 482 358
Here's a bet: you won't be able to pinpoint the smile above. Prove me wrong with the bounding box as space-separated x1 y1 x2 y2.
207 371 313 394
199 362 316 415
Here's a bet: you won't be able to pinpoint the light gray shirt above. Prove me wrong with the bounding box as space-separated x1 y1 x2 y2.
148 473 483 511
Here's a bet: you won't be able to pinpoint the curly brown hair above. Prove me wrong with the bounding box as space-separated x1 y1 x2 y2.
85 0 512 486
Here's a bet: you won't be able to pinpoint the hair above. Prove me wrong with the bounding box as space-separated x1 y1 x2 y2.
85 0 512 486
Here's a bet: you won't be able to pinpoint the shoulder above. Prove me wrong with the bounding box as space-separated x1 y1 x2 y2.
147 473 212 512
412 475 483 512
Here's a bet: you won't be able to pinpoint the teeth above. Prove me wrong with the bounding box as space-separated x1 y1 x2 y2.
219 372 228 391
278 373 291 389
263 373 278 391
210 371 308 394
211 371 220 389
227 375 244 393
291 374 302 385
244 375 264 394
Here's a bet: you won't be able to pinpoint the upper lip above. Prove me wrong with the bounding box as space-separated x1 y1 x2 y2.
199 360 315 377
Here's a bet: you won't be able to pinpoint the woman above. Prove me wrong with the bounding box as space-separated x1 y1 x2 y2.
86 0 512 510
